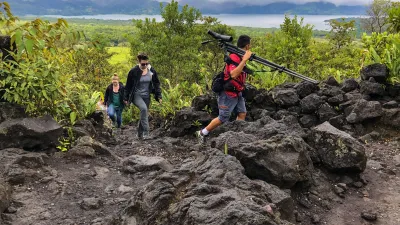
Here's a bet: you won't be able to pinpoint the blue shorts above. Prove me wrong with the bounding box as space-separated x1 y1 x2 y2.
217 91 246 123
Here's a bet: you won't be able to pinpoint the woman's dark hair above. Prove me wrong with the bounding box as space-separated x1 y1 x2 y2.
237 35 251 48
137 52 149 61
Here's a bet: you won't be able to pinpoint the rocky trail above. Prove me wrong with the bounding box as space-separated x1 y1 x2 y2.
1 64 400 225
323 140 400 225
1 123 399 225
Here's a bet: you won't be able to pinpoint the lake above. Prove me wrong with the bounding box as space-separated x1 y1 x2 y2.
43 14 363 31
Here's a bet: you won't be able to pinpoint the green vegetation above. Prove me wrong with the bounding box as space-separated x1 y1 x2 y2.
1 0 399 150
362 32 400 83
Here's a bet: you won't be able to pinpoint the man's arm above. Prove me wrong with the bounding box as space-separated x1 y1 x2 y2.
229 50 252 79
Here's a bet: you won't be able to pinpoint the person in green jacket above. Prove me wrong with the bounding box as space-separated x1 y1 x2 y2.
104 74 125 128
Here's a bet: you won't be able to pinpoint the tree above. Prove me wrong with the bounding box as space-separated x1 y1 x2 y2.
263 15 313 73
0 2 102 123
361 0 391 33
129 0 234 86
386 2 400 33
328 18 356 49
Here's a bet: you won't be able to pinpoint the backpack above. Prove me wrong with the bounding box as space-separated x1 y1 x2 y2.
211 66 229 93
211 54 250 93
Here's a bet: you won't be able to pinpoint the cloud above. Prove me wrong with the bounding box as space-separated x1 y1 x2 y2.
159 0 373 6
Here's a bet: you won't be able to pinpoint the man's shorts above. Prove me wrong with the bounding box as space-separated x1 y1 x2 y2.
217 91 246 123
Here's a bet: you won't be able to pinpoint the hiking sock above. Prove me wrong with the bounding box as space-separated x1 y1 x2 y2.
201 128 209 136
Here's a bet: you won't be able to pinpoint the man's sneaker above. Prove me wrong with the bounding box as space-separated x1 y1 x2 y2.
195 130 207 145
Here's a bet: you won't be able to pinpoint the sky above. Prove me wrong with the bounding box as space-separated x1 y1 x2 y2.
157 0 374 6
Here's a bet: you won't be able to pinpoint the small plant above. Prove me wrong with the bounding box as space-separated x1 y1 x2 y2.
57 137 71 152
192 120 202 127
203 105 213 114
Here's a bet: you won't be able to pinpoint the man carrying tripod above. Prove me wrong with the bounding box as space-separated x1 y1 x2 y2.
196 35 252 144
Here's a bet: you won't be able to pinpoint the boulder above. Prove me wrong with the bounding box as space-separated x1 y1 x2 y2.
360 81 386 96
0 103 26 123
253 90 277 111
87 110 114 142
272 89 300 107
329 115 346 129
343 92 365 103
386 84 400 97
191 93 218 114
299 115 318 128
212 115 305 140
243 83 259 101
273 110 298 120
300 94 324 113
319 86 345 97
308 122 367 172
212 131 257 150
360 63 389 83
295 81 320 98
341 79 359 93
72 119 97 138
0 115 62 150
325 76 340 87
68 145 96 158
89 111 106 126
121 155 173 173
226 135 314 188
169 108 212 137
381 108 400 129
287 106 301 115
117 151 295 225
382 101 398 109
318 103 338 122
327 94 344 105
359 131 380 143
74 136 117 158
249 109 274 121
346 100 383 123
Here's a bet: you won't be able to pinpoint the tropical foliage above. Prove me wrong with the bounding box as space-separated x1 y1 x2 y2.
1 0 399 140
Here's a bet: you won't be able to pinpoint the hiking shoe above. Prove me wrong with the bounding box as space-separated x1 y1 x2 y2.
142 132 151 140
195 130 207 145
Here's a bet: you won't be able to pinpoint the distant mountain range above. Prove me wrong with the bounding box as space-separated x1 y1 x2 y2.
9 0 367 16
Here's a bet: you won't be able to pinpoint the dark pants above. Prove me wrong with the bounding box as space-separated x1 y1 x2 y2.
132 94 150 137
107 104 123 128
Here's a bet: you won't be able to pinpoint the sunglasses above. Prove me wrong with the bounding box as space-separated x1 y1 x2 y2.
140 63 149 66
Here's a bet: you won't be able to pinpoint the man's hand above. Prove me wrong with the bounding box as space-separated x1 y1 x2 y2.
158 99 162 104
242 50 253 62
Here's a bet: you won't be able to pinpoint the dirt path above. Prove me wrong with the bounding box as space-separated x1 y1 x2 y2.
324 140 400 225
1 125 195 225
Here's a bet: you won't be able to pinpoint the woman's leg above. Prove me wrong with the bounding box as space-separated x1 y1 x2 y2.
107 104 116 125
133 94 150 137
116 107 123 128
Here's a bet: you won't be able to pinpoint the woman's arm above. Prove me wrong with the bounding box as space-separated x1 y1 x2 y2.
151 68 162 101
